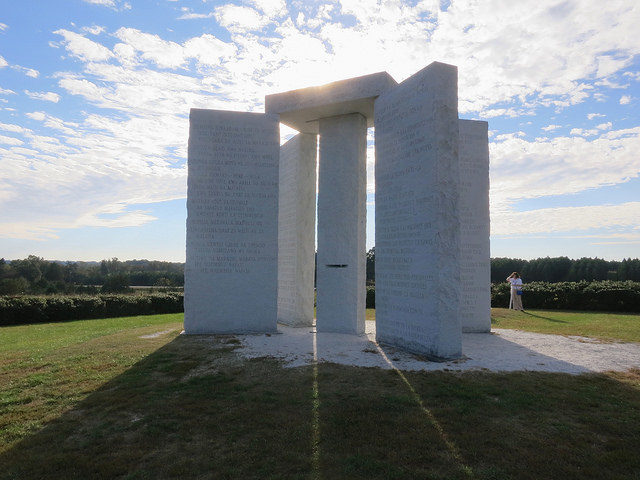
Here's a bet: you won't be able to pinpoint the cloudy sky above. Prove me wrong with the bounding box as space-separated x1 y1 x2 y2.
0 0 638 261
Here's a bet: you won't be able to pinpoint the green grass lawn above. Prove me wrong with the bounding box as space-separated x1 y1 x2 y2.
363 308 640 343
491 308 640 343
1 312 639 479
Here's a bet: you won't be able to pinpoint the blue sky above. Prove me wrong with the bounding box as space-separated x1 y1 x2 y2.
0 0 638 262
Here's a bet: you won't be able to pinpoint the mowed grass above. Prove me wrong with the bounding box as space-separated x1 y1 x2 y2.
365 307 640 343
0 313 638 479
491 308 640 343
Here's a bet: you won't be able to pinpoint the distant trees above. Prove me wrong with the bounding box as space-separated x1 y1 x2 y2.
491 256 640 283
0 256 185 295
101 273 131 293
361 251 640 284
366 247 375 285
2 253 638 295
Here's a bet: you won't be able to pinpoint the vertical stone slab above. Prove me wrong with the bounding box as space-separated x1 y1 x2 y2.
459 119 491 332
374 62 462 359
185 109 279 333
277 133 318 327
316 113 367 334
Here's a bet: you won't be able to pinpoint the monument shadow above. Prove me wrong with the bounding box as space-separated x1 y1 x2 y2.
2 331 639 479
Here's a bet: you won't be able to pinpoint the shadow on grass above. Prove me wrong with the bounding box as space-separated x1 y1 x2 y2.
522 312 569 324
0 335 316 480
1 334 640 480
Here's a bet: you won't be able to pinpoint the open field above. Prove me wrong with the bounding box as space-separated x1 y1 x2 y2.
1 313 640 479
491 308 640 343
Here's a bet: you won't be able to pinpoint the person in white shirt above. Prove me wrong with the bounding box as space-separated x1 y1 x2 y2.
507 272 524 311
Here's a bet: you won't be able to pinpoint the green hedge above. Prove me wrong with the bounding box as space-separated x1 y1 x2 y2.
366 286 375 308
0 293 184 326
4 281 637 326
491 281 640 312
366 282 640 312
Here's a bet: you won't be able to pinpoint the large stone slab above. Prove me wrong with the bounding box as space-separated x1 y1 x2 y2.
374 62 462 359
316 113 367 334
459 119 491 332
265 72 397 133
277 133 317 327
185 109 280 334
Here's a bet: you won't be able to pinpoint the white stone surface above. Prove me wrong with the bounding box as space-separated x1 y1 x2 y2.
185 109 280 334
374 62 462 359
265 72 397 133
277 133 317 327
316 113 367 334
236 321 640 374
459 120 491 332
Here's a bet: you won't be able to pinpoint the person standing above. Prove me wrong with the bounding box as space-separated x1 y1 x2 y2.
507 272 524 311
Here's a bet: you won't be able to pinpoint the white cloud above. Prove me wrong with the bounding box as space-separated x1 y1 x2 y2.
183 34 237 68
24 90 61 103
81 25 106 35
83 0 116 6
619 95 631 104
587 113 605 120
490 127 640 219
0 112 185 239
596 122 612 131
492 202 640 236
246 0 287 18
214 5 271 32
114 27 186 69
11 65 39 77
0 121 31 134
80 0 131 10
570 128 598 137
0 23 8 32
177 11 215 20
4 1 640 242
542 124 561 131
494 132 526 142
594 77 629 89
54 29 113 62
480 108 523 118
0 87 15 95
0 135 23 146
25 111 46 122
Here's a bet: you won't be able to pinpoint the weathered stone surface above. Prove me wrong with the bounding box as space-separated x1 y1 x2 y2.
374 62 462 359
277 133 317 327
459 119 491 333
265 72 397 133
316 113 367 334
185 109 279 334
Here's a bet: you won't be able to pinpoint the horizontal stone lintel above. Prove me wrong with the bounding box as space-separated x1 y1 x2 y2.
265 71 397 133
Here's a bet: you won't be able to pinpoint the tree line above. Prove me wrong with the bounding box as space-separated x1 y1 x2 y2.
0 256 184 295
489 256 640 283
364 248 640 284
2 252 639 295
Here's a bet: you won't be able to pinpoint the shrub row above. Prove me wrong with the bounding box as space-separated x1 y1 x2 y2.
366 286 375 308
0 293 184 326
491 281 640 312
3 281 637 326
365 282 640 312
